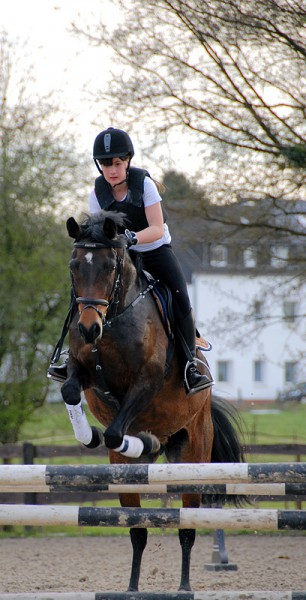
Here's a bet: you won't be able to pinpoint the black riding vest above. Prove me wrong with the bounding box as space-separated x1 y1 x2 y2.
94 167 167 231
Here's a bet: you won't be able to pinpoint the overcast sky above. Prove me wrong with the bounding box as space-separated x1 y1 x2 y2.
1 1 118 157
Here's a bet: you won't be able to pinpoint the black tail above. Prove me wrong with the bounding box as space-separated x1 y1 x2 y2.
202 394 248 507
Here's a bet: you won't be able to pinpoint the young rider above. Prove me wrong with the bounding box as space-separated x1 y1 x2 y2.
49 127 213 395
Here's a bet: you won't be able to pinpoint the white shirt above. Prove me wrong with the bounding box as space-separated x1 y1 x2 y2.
89 175 171 252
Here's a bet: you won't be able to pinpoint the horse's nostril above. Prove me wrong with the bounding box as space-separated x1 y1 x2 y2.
91 322 101 339
78 322 87 340
78 321 101 343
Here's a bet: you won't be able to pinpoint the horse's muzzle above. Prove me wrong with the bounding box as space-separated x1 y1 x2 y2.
76 298 108 344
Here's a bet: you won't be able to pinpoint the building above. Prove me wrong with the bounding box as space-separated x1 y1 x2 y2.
171 198 306 403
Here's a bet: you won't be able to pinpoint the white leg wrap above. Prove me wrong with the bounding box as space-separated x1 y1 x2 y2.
114 435 144 458
65 401 93 446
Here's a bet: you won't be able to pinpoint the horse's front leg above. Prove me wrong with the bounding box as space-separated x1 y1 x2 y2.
103 370 162 458
61 366 104 449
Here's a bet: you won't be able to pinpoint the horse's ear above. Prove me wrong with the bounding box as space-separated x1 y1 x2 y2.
103 217 117 240
66 217 81 239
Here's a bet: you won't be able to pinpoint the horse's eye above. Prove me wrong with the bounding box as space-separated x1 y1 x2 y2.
104 262 116 273
70 259 80 272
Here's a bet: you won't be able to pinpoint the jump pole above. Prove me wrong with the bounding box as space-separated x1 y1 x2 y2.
0 505 306 530
0 591 305 599
1 482 306 497
0 463 306 488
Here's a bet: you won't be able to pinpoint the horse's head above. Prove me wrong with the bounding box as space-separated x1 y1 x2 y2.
67 212 128 345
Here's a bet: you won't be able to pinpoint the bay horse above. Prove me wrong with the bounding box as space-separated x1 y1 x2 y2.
60 211 244 592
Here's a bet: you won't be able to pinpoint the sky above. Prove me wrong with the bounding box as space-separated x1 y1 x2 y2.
1 0 118 161
1 0 196 179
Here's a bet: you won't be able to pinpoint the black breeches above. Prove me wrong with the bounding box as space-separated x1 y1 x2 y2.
136 245 192 319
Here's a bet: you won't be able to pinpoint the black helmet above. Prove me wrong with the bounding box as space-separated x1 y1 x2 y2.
93 127 134 161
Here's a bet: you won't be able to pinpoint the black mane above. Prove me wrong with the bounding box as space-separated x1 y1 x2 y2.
78 211 127 248
76 211 144 275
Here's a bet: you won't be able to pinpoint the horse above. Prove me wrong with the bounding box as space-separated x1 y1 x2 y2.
60 211 245 592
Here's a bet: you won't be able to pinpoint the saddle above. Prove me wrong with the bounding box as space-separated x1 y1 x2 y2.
143 271 212 374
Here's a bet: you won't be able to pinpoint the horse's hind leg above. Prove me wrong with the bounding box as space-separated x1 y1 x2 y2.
165 402 214 591
178 528 196 591
119 492 147 592
128 527 148 591
108 447 147 591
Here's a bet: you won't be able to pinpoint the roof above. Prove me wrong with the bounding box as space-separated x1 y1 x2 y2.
168 197 306 282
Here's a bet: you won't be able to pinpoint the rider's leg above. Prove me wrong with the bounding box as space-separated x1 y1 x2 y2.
175 306 214 395
140 245 214 396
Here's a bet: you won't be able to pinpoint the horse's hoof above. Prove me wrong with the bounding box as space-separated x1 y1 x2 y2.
138 431 161 455
179 585 192 592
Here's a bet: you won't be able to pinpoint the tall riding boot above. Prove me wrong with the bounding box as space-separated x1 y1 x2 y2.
176 309 214 396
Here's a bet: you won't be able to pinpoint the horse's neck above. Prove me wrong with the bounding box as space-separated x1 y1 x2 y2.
120 260 142 308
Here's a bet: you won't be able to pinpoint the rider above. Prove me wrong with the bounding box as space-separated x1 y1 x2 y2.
48 127 213 396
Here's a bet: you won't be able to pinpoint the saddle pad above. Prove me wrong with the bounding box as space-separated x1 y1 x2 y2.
196 335 212 351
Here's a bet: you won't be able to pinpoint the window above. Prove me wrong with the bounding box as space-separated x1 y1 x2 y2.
285 361 298 384
210 244 228 267
283 301 297 323
254 360 264 382
243 247 257 268
217 361 231 382
270 245 289 268
253 301 264 320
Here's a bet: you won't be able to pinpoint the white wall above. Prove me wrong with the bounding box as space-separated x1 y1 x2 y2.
189 272 306 403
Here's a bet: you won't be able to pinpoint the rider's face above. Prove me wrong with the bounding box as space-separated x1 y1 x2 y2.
99 158 129 188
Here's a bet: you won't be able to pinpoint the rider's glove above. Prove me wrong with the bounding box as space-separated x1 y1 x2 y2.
125 229 138 247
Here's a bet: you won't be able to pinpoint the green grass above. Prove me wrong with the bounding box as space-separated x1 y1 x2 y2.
20 399 306 447
239 403 306 446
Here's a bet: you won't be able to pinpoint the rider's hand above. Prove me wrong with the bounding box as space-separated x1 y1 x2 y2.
125 229 138 247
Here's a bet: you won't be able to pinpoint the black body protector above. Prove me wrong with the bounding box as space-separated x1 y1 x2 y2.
94 166 167 230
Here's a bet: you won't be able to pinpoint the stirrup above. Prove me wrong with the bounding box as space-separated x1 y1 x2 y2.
184 358 214 396
47 351 69 383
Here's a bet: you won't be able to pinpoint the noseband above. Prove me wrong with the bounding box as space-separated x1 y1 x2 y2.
72 240 124 322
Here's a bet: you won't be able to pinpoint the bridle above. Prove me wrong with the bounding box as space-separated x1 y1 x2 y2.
50 235 155 365
72 240 124 323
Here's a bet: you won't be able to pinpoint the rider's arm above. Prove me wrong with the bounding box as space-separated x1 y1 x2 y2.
136 202 164 244
134 177 164 244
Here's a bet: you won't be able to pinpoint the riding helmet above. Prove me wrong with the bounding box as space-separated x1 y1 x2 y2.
93 128 135 160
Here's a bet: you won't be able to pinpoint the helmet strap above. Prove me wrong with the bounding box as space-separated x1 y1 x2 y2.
94 159 103 175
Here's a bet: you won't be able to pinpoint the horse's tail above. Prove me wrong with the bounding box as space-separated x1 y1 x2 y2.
202 394 248 507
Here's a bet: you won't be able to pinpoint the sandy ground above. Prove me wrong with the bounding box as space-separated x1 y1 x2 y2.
0 533 305 593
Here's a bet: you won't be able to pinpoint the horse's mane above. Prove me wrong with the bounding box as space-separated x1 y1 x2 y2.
78 211 127 248
77 211 144 276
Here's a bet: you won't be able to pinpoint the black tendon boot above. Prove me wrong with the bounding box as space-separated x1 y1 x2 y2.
177 309 214 396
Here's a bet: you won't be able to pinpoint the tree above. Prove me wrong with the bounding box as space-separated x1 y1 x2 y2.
73 0 306 202
0 33 90 442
